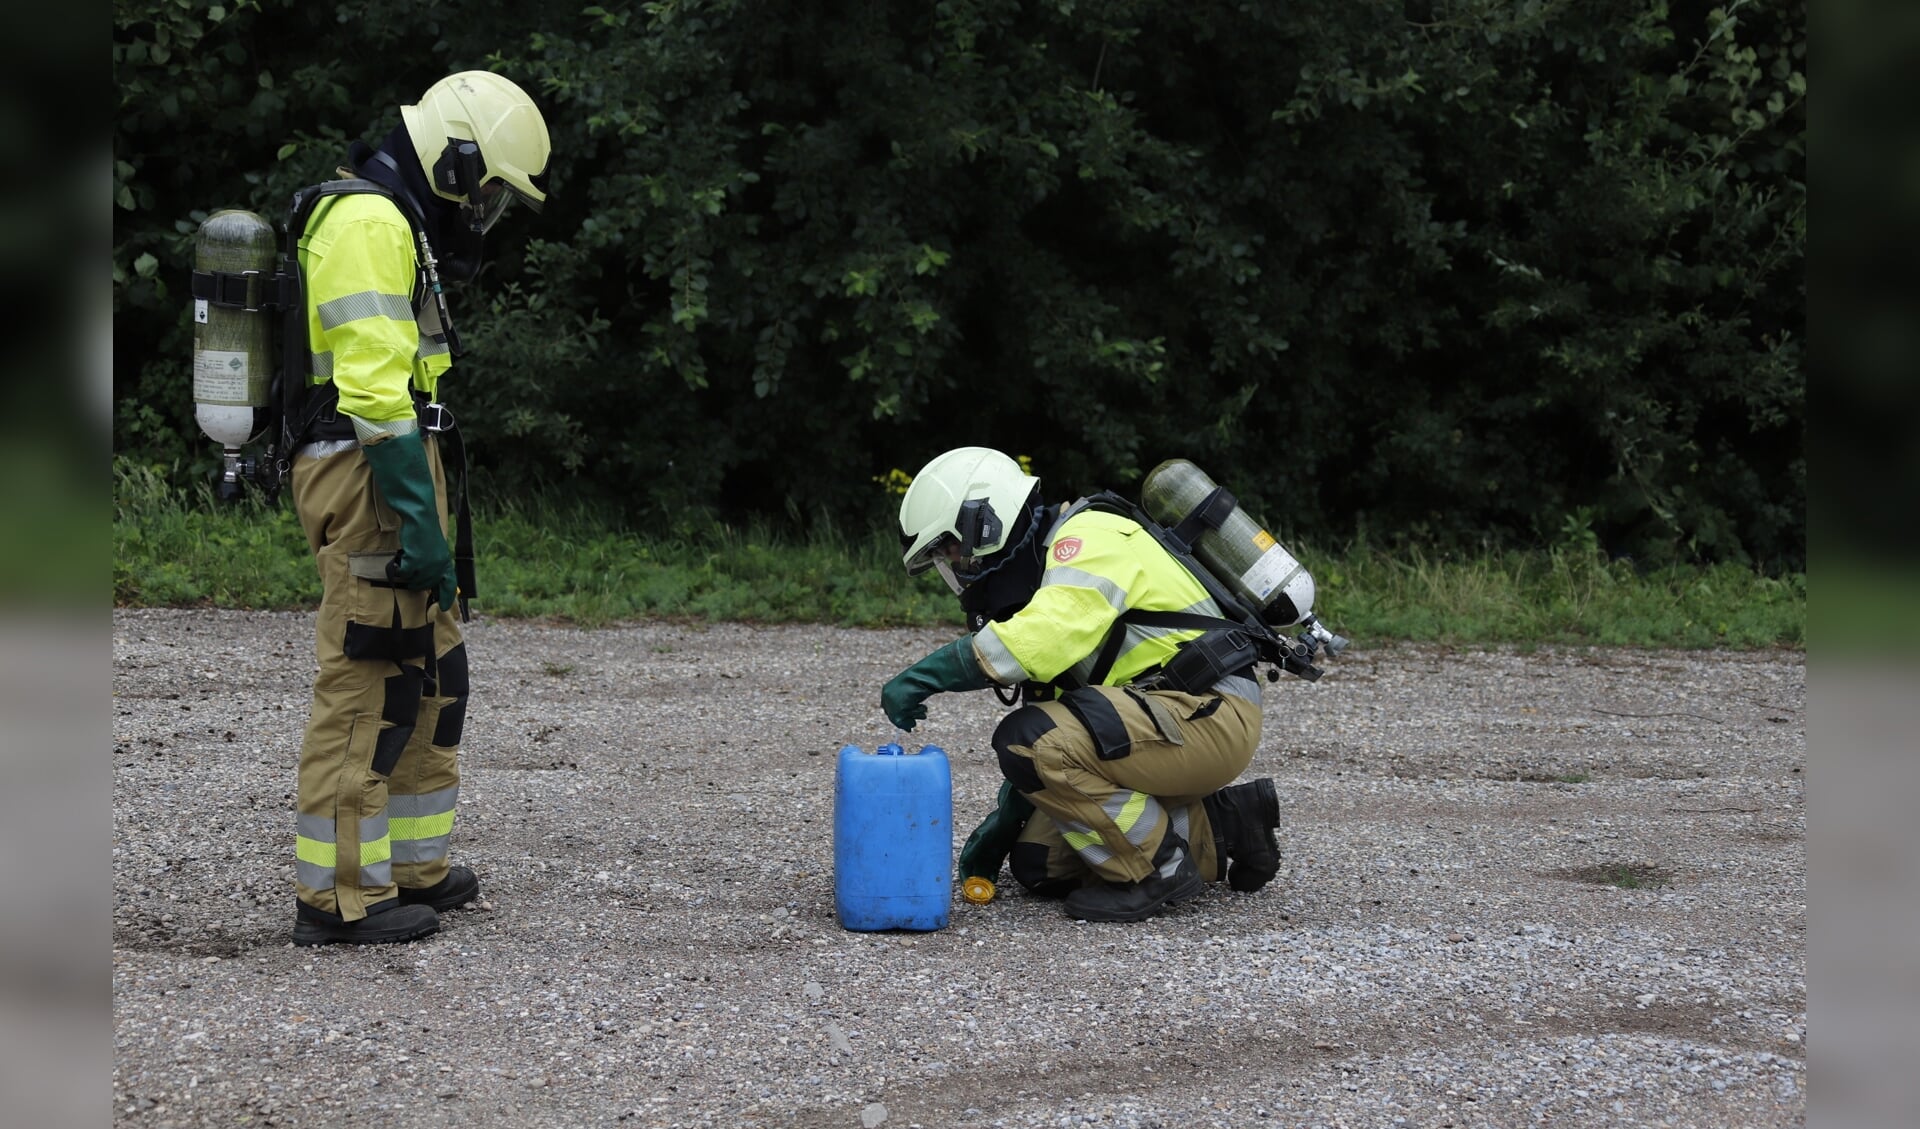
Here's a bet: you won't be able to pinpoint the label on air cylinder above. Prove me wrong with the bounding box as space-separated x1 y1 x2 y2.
1239 537 1303 600
193 350 254 405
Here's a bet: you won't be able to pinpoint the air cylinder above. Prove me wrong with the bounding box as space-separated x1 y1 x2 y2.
192 209 278 450
1141 458 1316 627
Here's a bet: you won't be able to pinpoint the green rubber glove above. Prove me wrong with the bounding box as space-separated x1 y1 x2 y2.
881 636 991 731
360 429 458 611
957 779 1036 882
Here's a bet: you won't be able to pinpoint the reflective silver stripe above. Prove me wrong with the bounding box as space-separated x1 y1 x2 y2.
1066 596 1218 687
295 810 392 890
1061 791 1164 867
975 624 1031 685
295 812 336 891
389 785 459 865
297 439 358 460
296 860 334 891
1155 838 1189 879
310 351 334 380
1107 790 1160 846
1058 818 1114 866
389 785 459 819
391 834 451 866
417 334 450 360
1039 564 1129 611
358 809 392 888
1165 806 1197 876
1065 619 1163 686
317 289 414 331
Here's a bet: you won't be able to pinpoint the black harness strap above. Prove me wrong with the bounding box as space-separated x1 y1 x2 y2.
426 410 477 622
1059 686 1133 762
191 267 297 312
1168 485 1237 555
1085 609 1245 688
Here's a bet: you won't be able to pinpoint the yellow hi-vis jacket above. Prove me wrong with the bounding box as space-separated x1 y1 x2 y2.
971 503 1236 691
296 193 452 423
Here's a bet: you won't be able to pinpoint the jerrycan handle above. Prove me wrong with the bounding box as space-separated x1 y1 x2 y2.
872 743 939 756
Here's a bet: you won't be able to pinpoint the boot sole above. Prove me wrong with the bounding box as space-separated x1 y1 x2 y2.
290 917 440 948
1066 867 1205 923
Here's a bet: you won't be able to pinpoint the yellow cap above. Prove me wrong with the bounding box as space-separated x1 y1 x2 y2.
961 876 996 904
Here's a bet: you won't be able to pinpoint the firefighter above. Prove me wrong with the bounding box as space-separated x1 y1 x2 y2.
884 447 1283 923
287 71 551 946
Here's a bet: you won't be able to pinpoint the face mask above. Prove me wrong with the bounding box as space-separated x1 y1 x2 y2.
429 211 488 284
463 181 516 234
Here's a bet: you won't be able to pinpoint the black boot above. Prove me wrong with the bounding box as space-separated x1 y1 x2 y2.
399 865 480 912
1064 838 1203 923
291 898 439 947
1204 778 1281 892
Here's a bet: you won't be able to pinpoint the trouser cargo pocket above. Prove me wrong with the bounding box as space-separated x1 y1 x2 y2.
342 550 435 666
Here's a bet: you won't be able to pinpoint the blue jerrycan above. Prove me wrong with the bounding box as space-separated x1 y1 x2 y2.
833 743 953 931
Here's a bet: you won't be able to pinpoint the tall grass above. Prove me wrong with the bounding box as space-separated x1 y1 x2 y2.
112 458 1803 648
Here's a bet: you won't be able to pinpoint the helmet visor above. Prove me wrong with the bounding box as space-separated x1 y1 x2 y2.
904 531 989 593
464 180 517 234
903 531 959 578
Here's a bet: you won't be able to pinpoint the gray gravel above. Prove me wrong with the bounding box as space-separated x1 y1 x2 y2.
112 608 1805 1128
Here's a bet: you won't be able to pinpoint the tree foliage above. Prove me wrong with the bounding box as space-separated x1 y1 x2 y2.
114 0 1804 567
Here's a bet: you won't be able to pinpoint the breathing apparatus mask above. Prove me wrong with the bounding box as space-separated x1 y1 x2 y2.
421 141 546 282
903 495 1001 596
430 140 545 235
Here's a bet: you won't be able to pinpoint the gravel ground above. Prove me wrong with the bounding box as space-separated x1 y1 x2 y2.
111 608 1805 1128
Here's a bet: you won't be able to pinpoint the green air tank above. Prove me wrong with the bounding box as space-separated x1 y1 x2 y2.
1141 458 1316 627
192 209 278 451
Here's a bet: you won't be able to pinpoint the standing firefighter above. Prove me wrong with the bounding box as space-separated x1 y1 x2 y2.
883 448 1286 923
285 71 551 946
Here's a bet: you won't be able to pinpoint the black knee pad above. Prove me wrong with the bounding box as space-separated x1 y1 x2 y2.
372 665 426 776
431 643 470 747
1009 842 1077 898
992 706 1054 794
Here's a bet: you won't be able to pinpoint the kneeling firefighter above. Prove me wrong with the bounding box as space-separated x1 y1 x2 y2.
883 448 1295 923
274 71 551 945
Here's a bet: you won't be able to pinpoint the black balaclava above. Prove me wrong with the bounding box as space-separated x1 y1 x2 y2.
347 125 489 284
958 493 1055 633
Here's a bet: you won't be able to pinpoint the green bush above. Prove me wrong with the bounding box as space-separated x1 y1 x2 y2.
114 0 1803 568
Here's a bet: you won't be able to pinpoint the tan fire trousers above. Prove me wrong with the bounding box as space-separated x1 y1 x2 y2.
290 438 466 921
995 685 1263 889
